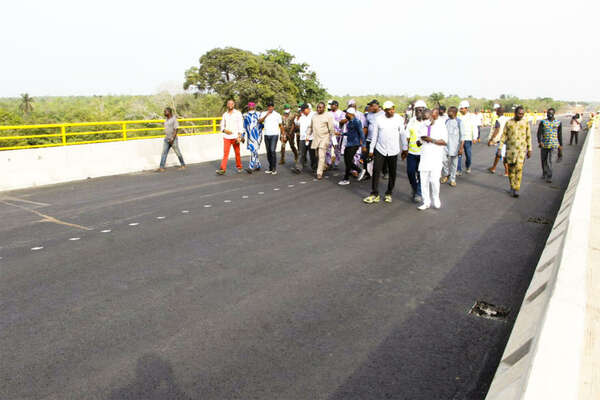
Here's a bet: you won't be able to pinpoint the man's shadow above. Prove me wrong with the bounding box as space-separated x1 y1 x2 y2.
107 354 191 400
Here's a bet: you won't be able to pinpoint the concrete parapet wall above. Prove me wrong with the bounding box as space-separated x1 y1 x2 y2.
0 134 266 192
485 123 596 399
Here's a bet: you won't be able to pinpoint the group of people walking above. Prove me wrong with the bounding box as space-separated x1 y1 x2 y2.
157 98 582 210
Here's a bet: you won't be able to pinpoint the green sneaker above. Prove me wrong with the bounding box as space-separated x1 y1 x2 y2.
384 194 392 203
216 169 226 175
363 194 380 204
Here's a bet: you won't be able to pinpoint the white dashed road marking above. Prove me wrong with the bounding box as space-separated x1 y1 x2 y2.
204 204 212 208
288 184 295 188
300 181 307 184
258 192 264 195
129 223 139 226
101 229 112 233
273 188 280 191
242 195 249 199
181 210 190 214
31 246 44 251
224 200 232 203
69 237 80 241
156 216 166 219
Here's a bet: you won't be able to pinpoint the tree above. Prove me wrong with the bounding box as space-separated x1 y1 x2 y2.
183 47 298 111
428 92 445 107
261 48 328 105
19 93 34 115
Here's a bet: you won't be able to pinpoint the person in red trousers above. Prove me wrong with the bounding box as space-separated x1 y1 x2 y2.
216 99 244 175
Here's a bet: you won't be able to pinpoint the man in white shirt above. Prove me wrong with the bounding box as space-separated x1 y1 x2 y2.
258 102 284 175
293 104 316 173
363 101 406 204
487 106 510 176
457 100 477 174
217 99 244 175
418 108 448 210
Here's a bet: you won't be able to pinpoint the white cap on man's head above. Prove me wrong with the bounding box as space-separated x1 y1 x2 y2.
414 100 427 108
346 107 356 115
382 101 395 109
459 100 470 109
348 99 356 106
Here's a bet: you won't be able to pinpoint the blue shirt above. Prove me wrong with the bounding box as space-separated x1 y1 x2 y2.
343 118 365 147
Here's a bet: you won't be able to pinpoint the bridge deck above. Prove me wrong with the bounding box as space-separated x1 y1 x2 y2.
0 123 584 399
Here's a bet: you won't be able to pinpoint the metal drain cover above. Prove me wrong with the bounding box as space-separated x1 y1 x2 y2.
469 301 510 320
527 216 553 224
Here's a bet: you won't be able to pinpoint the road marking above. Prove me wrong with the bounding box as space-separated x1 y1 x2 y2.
273 188 280 191
242 195 249 199
181 210 190 214
204 204 212 208
101 229 112 233
0 200 92 231
300 181 307 184
31 246 44 251
129 222 139 226
288 184 295 188
258 191 264 195
224 200 232 203
156 216 166 219
0 196 50 207
69 237 80 241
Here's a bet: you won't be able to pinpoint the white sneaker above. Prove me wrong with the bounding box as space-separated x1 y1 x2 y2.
271 170 278 175
433 200 441 209
265 170 272 174
417 203 430 211
338 180 350 185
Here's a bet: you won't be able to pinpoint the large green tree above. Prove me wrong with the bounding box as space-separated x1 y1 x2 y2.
261 48 328 105
183 47 298 111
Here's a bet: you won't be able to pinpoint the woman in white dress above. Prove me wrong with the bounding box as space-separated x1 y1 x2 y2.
418 108 448 210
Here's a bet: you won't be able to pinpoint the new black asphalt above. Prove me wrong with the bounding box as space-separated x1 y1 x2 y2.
0 120 585 399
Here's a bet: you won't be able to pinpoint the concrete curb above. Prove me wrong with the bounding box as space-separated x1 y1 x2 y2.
485 123 595 399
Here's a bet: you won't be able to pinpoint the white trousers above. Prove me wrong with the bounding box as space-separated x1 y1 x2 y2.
420 170 441 207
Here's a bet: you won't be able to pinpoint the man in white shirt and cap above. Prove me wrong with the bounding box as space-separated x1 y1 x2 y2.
457 100 477 174
363 101 406 204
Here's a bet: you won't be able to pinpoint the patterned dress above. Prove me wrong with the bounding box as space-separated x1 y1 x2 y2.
243 111 262 170
499 118 532 191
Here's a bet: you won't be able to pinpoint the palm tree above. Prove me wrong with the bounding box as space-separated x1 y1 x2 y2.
428 92 445 107
19 93 34 115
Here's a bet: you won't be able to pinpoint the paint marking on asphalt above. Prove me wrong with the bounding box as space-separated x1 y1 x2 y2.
242 195 249 199
288 184 295 188
69 237 80 241
224 200 232 203
31 246 44 251
0 200 92 231
181 210 190 214
258 192 265 195
273 188 280 191
204 204 212 208
156 216 166 219
101 229 112 233
300 181 307 184
129 223 139 226
0 196 50 207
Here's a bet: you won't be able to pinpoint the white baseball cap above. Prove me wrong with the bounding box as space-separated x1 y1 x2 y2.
346 107 356 115
414 100 427 108
347 99 357 106
382 101 395 109
459 100 470 109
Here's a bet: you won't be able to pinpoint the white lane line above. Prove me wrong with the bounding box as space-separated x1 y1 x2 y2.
258 191 265 195
129 223 139 226
273 188 280 191
156 216 166 219
69 237 81 241
181 210 190 214
101 229 112 233
300 181 307 184
288 184 295 188
31 246 44 251
242 195 249 199
204 204 212 208
224 200 232 203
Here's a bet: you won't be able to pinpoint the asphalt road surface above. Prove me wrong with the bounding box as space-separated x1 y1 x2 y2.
0 120 586 400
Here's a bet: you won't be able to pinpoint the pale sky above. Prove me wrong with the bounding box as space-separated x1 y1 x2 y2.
2 0 599 101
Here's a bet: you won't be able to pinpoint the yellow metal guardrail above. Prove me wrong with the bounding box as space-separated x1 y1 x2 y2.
0 117 222 151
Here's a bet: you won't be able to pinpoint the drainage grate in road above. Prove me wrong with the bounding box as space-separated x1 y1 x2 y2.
527 216 553 225
469 301 510 321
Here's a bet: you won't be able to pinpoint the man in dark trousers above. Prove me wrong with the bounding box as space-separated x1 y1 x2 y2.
536 108 563 184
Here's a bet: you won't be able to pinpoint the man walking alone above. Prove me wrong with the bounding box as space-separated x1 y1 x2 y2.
157 107 185 172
